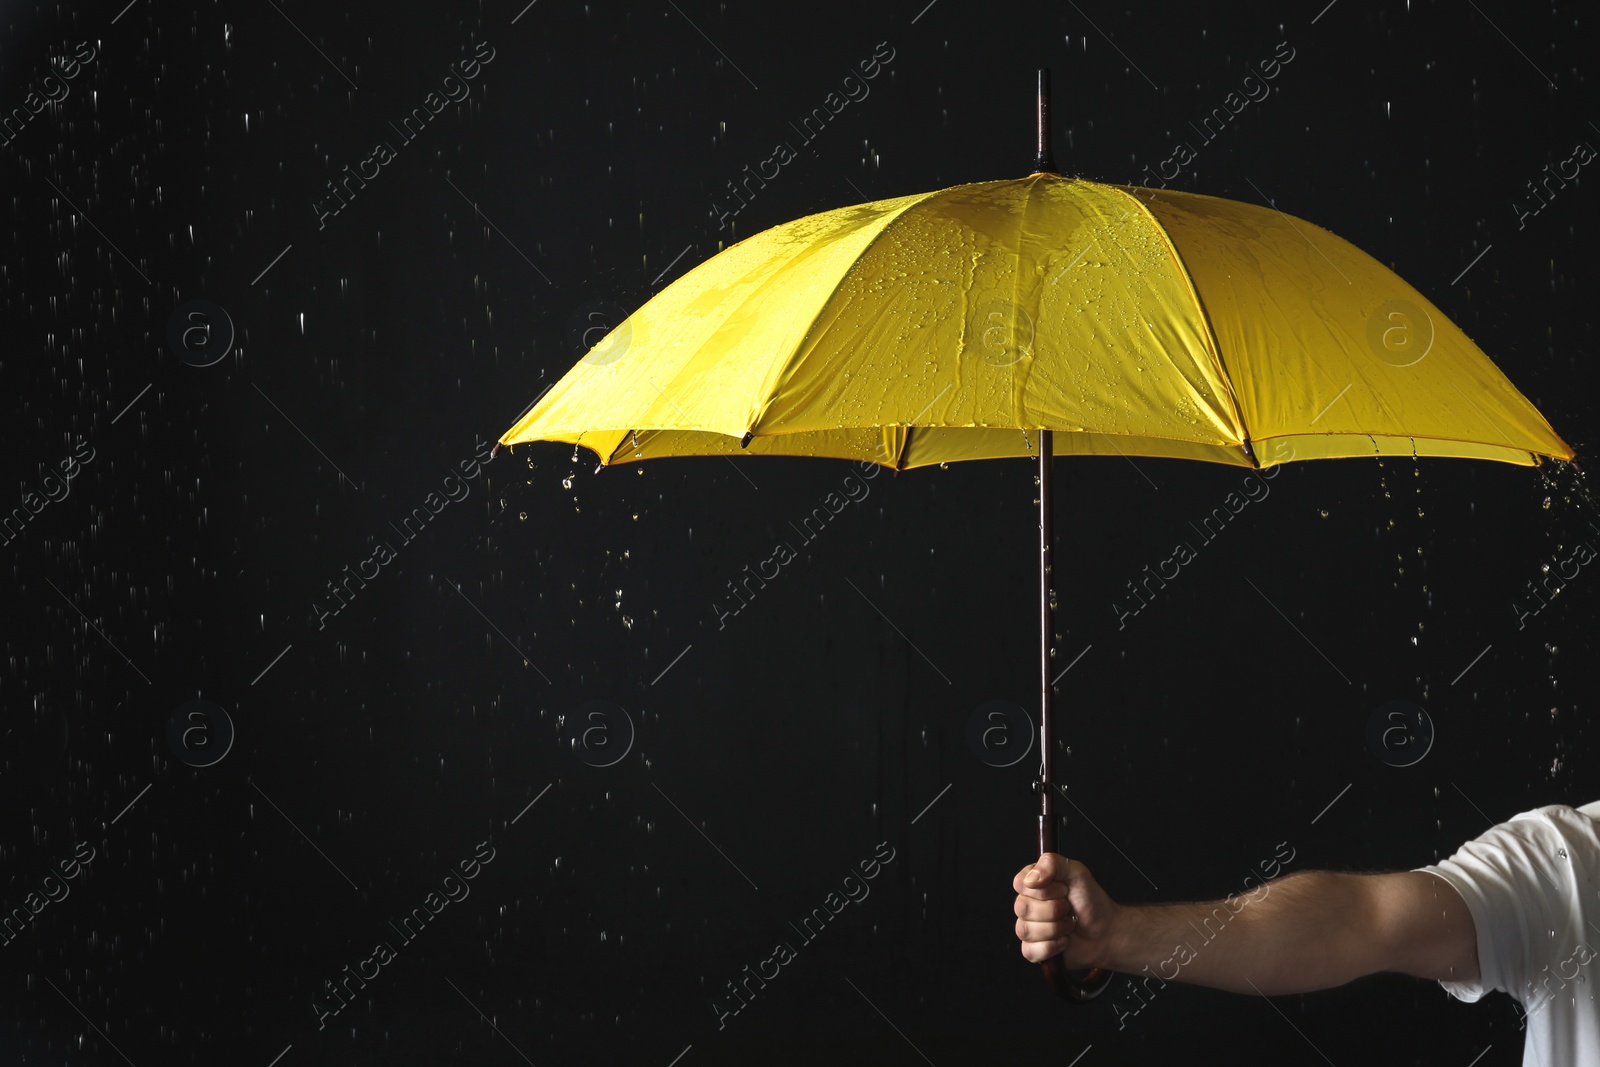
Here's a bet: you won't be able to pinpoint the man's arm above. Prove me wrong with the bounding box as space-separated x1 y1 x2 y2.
1013 853 1479 995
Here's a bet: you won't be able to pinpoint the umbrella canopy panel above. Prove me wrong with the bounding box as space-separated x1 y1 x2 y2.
502 174 1570 470
1139 187 1570 467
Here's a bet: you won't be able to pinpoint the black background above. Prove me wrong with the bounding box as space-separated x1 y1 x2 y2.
2 0 1596 1063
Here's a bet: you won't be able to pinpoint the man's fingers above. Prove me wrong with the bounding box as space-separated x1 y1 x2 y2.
1014 907 1075 942
1014 879 1068 901
1014 893 1072 920
1015 916 1071 943
1013 854 1070 897
1019 935 1071 964
1025 852 1061 886
1015 859 1051 890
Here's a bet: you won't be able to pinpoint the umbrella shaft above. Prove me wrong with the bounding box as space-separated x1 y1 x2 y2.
1038 428 1056 848
1034 69 1055 173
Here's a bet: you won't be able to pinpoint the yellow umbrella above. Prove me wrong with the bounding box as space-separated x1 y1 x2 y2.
499 171 1569 473
495 71 1571 1003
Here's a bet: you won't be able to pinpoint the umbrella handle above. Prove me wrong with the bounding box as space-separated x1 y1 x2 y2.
1041 955 1113 1002
1037 811 1114 1003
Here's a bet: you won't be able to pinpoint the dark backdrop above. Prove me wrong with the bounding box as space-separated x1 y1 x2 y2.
2 0 1596 1063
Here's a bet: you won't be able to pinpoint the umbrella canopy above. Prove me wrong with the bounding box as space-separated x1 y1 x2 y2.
500 172 1571 469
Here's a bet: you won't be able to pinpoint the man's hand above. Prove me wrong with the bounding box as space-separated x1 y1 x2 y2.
1013 852 1120 970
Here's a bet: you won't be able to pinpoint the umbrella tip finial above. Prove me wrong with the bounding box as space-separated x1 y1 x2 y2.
1033 69 1056 175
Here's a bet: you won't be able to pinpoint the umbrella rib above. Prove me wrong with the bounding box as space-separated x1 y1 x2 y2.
746 186 973 455
1107 184 1253 463
888 381 958 469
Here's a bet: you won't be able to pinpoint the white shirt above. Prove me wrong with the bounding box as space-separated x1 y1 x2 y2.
1420 801 1600 1067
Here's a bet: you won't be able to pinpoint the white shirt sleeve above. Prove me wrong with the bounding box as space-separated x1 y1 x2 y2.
1416 802 1600 1066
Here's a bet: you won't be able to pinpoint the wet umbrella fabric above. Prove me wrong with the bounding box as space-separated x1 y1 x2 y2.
501 173 1570 470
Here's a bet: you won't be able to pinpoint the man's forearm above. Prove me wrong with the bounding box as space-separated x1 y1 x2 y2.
1105 871 1377 995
